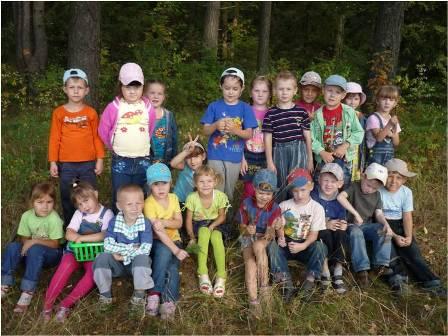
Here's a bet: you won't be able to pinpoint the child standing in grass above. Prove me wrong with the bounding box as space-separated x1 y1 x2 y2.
98 63 156 213
236 169 282 314
42 181 113 322
1 182 63 313
240 76 272 199
144 163 188 319
366 85 401 166
185 166 230 298
380 159 446 297
48 69 105 226
295 71 322 120
145 80 178 165
201 67 258 201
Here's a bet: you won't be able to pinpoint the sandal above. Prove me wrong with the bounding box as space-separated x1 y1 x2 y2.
213 277 226 298
1 285 10 298
198 274 212 295
14 291 33 313
41 309 52 322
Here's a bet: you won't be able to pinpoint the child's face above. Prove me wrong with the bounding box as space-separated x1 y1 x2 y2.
75 193 100 215
323 85 346 109
150 181 171 200
63 78 89 104
255 189 274 208
274 79 297 105
385 172 407 193
186 153 205 171
251 81 270 107
33 194 55 217
318 173 342 197
301 85 320 104
117 191 144 223
344 93 361 109
377 96 397 114
221 76 243 105
291 182 313 204
360 176 383 194
121 84 143 103
195 174 216 197
146 83 166 109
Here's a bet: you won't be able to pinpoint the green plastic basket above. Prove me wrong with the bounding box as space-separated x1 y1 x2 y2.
69 242 104 262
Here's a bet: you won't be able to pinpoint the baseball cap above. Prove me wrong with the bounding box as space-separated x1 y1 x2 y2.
300 71 322 88
364 163 388 186
220 67 244 85
320 163 344 181
119 62 144 85
287 168 313 189
63 68 88 85
346 82 367 105
325 74 347 91
384 158 417 177
252 169 278 192
146 163 172 186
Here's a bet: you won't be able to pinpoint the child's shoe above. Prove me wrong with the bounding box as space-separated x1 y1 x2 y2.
41 308 53 322
213 277 226 298
13 291 33 313
249 299 262 319
1 285 10 298
332 275 347 295
320 275 332 291
299 279 316 300
55 307 70 323
355 271 370 289
198 274 213 295
160 301 176 320
146 294 160 316
98 294 113 311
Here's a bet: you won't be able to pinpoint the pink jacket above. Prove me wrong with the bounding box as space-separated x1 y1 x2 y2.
98 96 156 150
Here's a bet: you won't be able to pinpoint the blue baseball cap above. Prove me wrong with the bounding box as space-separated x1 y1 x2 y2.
324 74 347 91
146 163 171 186
63 68 88 85
252 169 278 192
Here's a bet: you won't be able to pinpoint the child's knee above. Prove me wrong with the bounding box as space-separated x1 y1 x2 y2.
210 230 223 245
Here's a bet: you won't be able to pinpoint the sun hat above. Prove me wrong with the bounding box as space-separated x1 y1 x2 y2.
324 74 347 91
220 67 245 85
252 169 278 192
364 163 388 186
146 163 172 186
119 62 144 85
384 158 417 177
320 163 344 182
63 69 88 85
300 71 322 88
346 82 367 105
287 168 313 189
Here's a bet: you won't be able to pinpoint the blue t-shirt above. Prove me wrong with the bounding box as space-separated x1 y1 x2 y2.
151 115 167 160
311 187 346 220
200 99 258 163
379 185 413 220
173 165 195 203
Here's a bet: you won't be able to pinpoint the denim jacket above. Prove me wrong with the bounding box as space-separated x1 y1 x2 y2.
150 108 178 163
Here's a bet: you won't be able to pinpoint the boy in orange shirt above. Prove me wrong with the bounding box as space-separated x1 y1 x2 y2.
48 69 105 226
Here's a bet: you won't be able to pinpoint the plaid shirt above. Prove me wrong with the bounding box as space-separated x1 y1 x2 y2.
104 212 152 265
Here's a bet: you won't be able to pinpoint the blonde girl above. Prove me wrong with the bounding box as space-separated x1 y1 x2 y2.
185 166 230 298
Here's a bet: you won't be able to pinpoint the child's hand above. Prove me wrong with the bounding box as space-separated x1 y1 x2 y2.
320 151 334 164
175 248 189 261
21 240 34 256
226 119 241 135
277 236 286 247
338 220 348 231
187 239 196 248
216 119 226 133
389 115 399 126
240 157 248 176
383 224 393 237
95 159 104 175
152 220 165 232
307 158 314 174
288 241 306 254
112 253 124 261
74 234 84 243
267 161 277 174
354 214 364 225
183 134 200 153
263 228 275 241
50 162 59 178
403 236 412 246
246 225 256 235
327 219 340 231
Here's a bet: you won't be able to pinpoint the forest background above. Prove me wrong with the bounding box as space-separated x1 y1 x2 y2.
1 1 447 335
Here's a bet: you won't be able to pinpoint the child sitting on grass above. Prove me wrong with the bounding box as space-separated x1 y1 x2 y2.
236 169 282 315
185 166 230 298
42 181 113 322
1 182 64 313
380 159 446 297
337 163 393 288
295 71 322 120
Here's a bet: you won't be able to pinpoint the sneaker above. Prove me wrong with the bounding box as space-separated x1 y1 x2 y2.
160 301 176 320
55 307 70 323
146 294 160 316
13 291 33 313
98 294 113 311
320 276 332 291
130 296 146 306
356 271 370 289
332 275 347 295
41 309 52 322
299 279 316 300
422 285 447 298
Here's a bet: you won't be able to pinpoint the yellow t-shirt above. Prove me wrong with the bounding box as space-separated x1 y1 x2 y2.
144 193 181 241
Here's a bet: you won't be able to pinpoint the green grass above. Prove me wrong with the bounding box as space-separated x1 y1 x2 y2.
1 103 447 334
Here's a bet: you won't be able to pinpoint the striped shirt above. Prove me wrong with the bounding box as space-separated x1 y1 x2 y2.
262 105 310 144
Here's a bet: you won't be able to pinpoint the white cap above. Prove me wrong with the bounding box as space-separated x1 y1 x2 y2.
220 67 244 85
365 163 388 186
346 82 367 105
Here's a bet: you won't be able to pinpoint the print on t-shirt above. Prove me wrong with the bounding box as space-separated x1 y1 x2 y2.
283 211 312 240
245 119 264 153
64 115 88 128
213 116 242 148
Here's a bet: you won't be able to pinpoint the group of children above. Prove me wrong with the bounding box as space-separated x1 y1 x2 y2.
1 63 445 322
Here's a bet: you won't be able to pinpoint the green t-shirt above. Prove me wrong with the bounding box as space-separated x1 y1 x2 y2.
185 190 229 221
17 209 64 241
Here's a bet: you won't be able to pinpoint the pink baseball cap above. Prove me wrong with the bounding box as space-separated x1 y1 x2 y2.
346 82 367 105
119 63 144 85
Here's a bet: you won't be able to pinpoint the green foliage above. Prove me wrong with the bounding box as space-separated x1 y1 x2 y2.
1 64 28 115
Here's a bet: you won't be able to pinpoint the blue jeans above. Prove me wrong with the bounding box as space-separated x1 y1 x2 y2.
149 239 180 303
111 153 151 213
59 161 97 226
1 242 62 292
347 223 392 272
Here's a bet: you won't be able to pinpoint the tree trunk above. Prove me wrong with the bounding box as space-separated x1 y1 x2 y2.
334 13 345 58
203 1 220 57
13 2 25 71
257 1 272 74
32 2 47 72
67 2 101 110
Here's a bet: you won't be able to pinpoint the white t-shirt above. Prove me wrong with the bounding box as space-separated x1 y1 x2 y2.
365 113 401 149
279 198 326 240
379 186 413 220
67 205 114 232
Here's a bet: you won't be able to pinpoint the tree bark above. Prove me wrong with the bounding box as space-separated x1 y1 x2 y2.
203 1 220 57
33 2 47 72
335 13 345 58
13 2 25 71
257 1 272 74
67 2 101 110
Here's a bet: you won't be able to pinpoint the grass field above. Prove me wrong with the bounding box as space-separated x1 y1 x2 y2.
1 102 446 334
